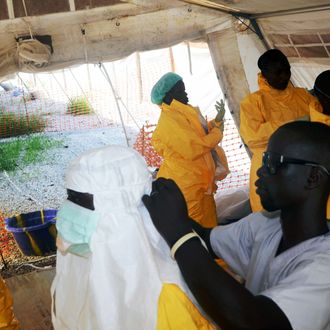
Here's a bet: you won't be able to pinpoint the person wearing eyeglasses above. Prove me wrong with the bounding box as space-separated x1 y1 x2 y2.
240 49 319 213
142 121 330 330
310 70 330 220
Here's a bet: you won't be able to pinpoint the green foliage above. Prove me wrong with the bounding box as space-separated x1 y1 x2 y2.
0 136 63 172
0 139 21 171
67 97 93 116
0 113 47 138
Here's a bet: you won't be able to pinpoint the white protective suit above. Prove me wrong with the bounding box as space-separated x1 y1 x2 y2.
51 145 214 330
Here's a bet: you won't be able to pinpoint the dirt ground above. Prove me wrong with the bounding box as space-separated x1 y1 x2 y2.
1 253 56 279
5 269 55 330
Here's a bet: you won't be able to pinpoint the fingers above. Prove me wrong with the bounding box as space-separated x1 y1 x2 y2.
162 178 179 190
147 178 182 204
142 194 151 209
153 177 177 192
151 180 158 192
152 177 168 193
215 100 225 112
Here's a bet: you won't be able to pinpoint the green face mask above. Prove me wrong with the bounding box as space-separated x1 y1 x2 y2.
56 200 100 257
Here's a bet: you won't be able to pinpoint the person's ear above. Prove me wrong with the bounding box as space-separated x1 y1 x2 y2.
305 167 323 190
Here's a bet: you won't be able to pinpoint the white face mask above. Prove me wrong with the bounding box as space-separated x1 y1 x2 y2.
56 200 100 257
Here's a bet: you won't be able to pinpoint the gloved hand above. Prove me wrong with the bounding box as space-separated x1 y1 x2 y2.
295 115 310 122
142 178 193 248
214 99 225 123
211 119 224 134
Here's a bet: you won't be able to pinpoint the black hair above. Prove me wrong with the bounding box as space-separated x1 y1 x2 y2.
274 121 330 168
258 49 290 74
314 70 330 98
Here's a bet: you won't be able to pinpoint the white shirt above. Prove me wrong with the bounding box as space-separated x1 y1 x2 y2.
210 212 330 330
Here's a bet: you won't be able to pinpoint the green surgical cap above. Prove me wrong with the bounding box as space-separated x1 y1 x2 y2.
151 72 183 104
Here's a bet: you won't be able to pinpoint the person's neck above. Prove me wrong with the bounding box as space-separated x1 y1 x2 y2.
278 200 328 254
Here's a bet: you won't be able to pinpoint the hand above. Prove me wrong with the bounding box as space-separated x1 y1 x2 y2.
295 115 310 121
214 99 225 123
142 178 192 247
211 119 224 134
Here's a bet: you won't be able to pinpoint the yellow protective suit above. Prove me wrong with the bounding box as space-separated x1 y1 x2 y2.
310 101 330 220
152 99 229 228
157 284 215 329
240 73 317 212
0 276 19 329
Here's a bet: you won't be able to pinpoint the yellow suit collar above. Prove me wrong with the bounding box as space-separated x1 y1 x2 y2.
258 72 294 99
162 99 197 116
310 101 330 124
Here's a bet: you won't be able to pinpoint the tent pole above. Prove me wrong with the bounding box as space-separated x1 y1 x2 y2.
51 72 72 102
169 47 175 72
136 52 143 104
36 76 51 99
186 42 193 75
117 97 140 129
99 63 130 147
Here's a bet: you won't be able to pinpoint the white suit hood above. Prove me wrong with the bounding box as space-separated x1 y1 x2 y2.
51 145 195 330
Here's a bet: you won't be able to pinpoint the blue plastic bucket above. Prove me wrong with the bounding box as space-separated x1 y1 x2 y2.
5 209 57 256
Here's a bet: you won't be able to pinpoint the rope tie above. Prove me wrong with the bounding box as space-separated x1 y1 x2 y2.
15 0 51 70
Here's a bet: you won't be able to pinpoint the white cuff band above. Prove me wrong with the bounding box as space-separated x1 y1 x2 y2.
170 230 208 259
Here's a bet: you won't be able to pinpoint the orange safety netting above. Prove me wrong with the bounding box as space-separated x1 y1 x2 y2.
0 215 20 264
133 123 162 168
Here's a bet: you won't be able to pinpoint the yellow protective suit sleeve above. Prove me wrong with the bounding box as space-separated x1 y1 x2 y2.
0 277 19 330
153 118 222 161
157 283 215 330
240 74 315 154
240 95 283 152
152 103 222 162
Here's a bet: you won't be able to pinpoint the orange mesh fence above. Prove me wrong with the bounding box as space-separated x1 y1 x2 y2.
0 215 21 264
217 115 250 190
133 123 162 167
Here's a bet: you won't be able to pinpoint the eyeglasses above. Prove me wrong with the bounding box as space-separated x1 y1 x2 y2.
262 152 330 176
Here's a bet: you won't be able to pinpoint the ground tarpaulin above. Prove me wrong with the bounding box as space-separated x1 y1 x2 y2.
5 269 55 330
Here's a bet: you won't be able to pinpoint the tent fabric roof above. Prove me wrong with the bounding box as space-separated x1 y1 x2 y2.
0 2 231 79
1 0 329 21
182 0 330 15
1 0 330 80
